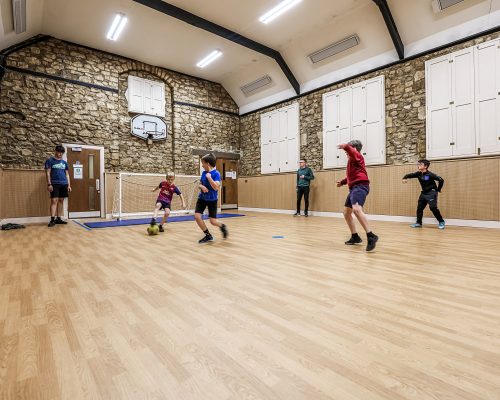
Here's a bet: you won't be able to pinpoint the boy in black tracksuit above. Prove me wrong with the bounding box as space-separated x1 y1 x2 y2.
403 159 445 229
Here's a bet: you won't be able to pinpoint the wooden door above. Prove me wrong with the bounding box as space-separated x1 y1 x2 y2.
67 147 101 218
216 159 238 209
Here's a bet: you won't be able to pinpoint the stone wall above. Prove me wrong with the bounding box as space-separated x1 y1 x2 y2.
0 38 239 175
239 31 500 176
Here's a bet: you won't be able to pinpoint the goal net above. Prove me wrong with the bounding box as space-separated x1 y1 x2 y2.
112 173 200 220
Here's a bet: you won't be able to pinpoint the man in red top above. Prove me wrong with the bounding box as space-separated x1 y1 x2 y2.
336 140 379 252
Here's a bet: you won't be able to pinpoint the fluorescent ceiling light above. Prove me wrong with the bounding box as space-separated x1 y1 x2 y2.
196 50 223 68
259 0 302 24
107 13 128 41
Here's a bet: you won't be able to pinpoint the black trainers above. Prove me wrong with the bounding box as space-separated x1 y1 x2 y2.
304 213 309 218
345 235 362 245
198 234 214 244
366 234 379 252
55 218 67 225
159 224 164 232
48 220 56 227
293 212 300 217
220 224 228 239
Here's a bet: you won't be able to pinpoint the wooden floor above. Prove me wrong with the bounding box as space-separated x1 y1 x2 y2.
1 212 500 400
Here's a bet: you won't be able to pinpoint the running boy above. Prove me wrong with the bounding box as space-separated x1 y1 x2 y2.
45 145 72 227
336 140 378 252
402 159 445 229
150 172 186 232
194 153 228 244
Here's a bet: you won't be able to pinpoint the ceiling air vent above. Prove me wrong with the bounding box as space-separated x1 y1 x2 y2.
12 0 26 34
431 0 466 12
240 75 272 95
308 35 360 64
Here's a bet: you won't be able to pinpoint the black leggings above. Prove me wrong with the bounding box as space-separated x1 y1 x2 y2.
297 186 310 213
417 192 444 224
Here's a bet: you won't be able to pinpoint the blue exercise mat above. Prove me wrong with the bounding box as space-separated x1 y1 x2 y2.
84 213 245 229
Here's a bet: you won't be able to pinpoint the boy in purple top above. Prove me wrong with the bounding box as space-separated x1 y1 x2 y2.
150 172 185 232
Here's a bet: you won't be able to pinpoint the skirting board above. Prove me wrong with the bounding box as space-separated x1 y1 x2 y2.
238 207 500 229
0 216 51 225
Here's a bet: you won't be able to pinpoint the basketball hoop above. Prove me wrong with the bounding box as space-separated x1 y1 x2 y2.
131 114 168 142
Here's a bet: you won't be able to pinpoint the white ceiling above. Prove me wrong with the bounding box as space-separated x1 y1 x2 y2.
1 0 499 113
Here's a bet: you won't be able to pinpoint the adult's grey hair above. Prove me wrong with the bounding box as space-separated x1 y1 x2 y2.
348 140 363 152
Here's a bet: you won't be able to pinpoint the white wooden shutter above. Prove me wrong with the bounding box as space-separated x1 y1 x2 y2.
426 55 453 159
260 114 272 174
451 48 476 156
270 111 280 173
351 82 367 158
286 104 299 172
143 83 153 115
150 83 165 117
337 88 352 167
128 76 144 113
323 92 339 168
475 39 500 155
261 143 272 174
364 76 385 165
279 109 289 171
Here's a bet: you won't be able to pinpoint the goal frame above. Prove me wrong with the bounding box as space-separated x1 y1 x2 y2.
112 172 202 220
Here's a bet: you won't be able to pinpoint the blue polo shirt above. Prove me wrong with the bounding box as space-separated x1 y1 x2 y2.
199 169 221 202
44 157 69 185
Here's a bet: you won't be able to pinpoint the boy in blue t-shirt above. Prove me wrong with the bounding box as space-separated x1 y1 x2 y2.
44 145 72 227
194 153 228 243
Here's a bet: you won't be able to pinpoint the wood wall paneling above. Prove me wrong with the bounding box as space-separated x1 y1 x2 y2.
239 158 500 221
0 169 49 218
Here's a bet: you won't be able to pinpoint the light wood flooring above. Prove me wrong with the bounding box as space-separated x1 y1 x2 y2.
1 212 500 400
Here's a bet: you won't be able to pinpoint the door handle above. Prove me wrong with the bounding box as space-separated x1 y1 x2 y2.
96 179 100 191
450 142 455 145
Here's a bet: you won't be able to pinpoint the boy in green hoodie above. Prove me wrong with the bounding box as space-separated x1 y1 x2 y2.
295 159 315 217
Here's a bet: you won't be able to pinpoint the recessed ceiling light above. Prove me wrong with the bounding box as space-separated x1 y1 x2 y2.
196 50 223 68
259 0 302 24
107 13 128 41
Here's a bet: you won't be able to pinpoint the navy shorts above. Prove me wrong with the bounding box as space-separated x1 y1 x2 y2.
156 200 171 210
195 198 218 218
345 184 370 208
50 184 68 199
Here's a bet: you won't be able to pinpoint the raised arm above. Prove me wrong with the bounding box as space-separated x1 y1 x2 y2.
206 172 220 190
337 143 361 161
402 172 420 180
